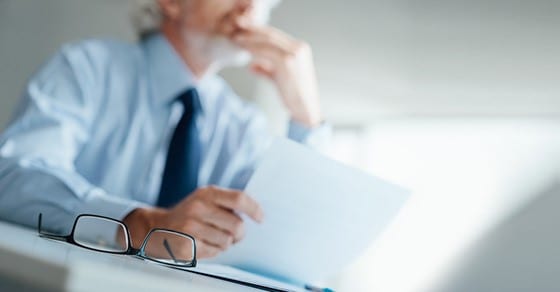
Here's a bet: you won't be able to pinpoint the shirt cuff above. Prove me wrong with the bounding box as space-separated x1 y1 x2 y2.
78 187 148 221
76 187 151 245
287 119 332 151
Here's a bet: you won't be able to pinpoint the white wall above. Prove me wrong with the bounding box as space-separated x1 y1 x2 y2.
433 179 560 292
0 0 139 129
270 0 560 124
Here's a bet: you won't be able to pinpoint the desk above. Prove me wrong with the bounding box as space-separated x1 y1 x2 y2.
0 220 263 292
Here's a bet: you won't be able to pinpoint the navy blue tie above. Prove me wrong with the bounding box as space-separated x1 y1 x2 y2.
157 88 201 208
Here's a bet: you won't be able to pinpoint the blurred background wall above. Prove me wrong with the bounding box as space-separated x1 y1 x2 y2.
1 0 560 291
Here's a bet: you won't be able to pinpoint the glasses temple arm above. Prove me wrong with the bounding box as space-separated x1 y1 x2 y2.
163 239 179 264
37 213 70 241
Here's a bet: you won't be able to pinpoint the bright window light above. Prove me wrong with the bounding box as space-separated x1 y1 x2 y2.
327 118 560 292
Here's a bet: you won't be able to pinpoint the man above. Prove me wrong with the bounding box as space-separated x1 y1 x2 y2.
0 0 329 258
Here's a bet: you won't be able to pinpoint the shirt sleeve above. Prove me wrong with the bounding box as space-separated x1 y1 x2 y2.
0 45 147 234
287 119 332 153
221 98 332 190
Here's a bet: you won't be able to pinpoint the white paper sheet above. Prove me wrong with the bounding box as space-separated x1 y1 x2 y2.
207 138 409 285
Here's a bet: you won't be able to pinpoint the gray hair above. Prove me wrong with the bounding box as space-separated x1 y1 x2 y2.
131 0 162 39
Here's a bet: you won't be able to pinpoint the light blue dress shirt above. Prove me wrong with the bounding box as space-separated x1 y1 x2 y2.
0 34 330 233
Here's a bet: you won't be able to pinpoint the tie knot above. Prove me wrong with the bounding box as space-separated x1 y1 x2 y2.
178 88 200 114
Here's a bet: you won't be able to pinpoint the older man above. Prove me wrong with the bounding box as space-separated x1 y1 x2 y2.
0 0 329 258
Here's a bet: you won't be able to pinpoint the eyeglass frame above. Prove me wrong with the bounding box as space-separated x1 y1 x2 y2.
37 213 197 268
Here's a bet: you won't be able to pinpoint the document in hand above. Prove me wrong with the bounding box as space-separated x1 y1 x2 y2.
208 138 410 285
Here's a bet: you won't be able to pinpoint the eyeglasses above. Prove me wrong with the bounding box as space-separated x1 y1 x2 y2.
37 213 197 268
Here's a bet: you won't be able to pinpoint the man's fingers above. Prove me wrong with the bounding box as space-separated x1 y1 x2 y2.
243 25 297 48
209 187 264 223
232 26 298 56
200 204 246 242
187 219 234 250
237 41 287 65
250 62 275 79
233 33 290 56
197 241 222 259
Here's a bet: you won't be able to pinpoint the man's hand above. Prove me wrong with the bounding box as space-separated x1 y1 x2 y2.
230 22 323 128
123 186 264 259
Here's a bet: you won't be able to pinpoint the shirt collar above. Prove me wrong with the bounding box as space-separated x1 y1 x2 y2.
142 33 211 113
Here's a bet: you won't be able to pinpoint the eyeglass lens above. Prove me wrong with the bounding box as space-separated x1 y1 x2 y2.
143 229 195 265
73 216 129 253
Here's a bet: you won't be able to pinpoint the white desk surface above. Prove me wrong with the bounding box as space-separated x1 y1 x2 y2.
0 220 265 292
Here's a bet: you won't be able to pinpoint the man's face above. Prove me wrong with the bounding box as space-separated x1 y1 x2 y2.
180 0 277 36
168 0 279 67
